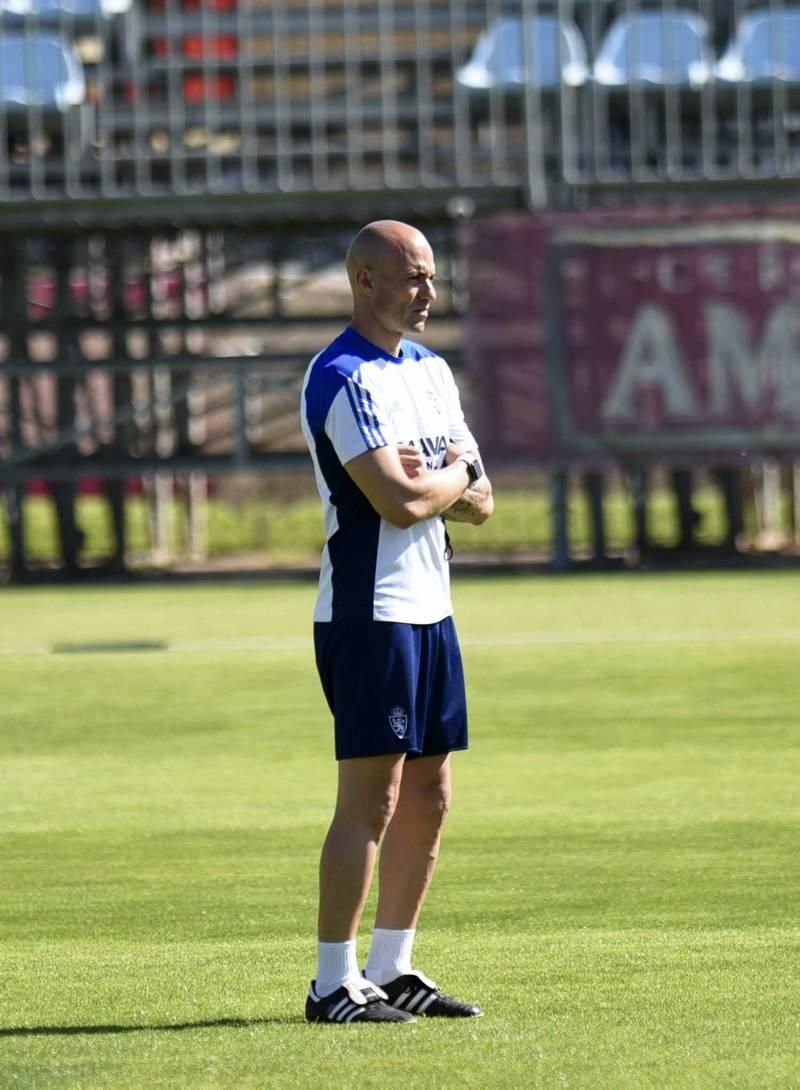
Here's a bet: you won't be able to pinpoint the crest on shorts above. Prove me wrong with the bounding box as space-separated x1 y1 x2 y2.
388 706 408 739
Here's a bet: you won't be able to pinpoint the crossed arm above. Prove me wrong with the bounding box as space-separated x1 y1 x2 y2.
440 443 493 525
345 442 493 529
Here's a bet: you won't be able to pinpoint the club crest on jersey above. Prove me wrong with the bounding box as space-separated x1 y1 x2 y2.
426 388 442 415
388 706 408 739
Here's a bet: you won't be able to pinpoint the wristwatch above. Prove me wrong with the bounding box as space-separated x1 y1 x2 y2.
456 453 483 484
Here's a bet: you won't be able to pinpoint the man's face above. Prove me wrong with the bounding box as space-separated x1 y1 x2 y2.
363 235 437 342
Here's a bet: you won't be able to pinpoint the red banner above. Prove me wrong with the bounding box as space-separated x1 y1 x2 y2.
466 206 800 463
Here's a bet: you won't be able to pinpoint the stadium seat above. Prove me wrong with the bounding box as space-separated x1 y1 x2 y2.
147 0 240 105
0 0 137 66
0 0 132 27
456 15 589 92
0 32 88 149
590 10 714 176
593 10 713 88
455 14 589 177
716 8 800 84
714 8 800 171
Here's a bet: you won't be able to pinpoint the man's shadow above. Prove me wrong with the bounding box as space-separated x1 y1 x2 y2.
0 1016 304 1038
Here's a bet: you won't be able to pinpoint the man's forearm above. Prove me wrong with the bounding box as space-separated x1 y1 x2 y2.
442 478 493 525
403 460 475 524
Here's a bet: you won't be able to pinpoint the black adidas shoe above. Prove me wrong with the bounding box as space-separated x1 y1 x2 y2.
305 980 416 1024
380 970 484 1018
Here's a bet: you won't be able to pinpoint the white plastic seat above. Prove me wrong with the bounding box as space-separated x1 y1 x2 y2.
0 32 85 115
457 15 589 92
0 0 131 24
593 10 713 88
716 8 800 84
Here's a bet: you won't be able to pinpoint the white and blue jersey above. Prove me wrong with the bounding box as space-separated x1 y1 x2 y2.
300 325 478 624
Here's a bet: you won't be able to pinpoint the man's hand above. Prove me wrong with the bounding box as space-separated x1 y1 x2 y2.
345 444 472 529
397 443 426 479
442 476 493 524
442 443 494 525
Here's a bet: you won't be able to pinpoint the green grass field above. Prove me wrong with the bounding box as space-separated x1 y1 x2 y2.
0 480 750 567
1 573 799 1089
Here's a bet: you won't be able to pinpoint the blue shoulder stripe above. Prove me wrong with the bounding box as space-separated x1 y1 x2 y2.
344 378 379 449
347 375 387 448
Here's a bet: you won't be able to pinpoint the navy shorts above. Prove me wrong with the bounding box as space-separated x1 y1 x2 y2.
313 616 468 761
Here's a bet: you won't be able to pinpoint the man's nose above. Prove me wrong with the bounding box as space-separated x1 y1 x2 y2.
421 279 436 301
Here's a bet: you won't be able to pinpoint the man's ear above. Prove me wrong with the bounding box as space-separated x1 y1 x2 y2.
356 267 373 294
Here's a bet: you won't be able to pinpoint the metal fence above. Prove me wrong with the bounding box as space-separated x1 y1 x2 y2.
2 0 800 216
0 223 465 481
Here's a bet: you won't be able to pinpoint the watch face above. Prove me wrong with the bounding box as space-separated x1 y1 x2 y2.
467 458 483 483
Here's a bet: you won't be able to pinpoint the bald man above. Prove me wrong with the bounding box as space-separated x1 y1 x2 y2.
300 221 493 1024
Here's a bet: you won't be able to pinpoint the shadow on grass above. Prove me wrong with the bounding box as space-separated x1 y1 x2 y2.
0 1016 304 1037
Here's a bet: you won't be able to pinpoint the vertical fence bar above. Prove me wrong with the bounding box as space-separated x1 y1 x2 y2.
97 0 119 195
378 0 400 186
484 0 509 184
522 0 548 208
663 0 684 177
2 239 27 581
770 0 788 174
699 0 718 179
308 0 328 189
235 0 257 190
272 0 294 191
234 368 248 466
628 465 650 553
128 0 151 192
57 5 72 196
734 0 754 176
626 0 649 180
583 470 607 562
413 0 435 185
199 0 222 191
343 0 365 189
51 236 81 573
23 19 46 199
590 0 611 180
558 0 580 184
550 469 570 571
0 13 9 198
449 0 474 188
166 0 188 194
109 234 134 568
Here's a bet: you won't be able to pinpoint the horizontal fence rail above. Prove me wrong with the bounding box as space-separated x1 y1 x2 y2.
0 224 466 479
1 0 800 217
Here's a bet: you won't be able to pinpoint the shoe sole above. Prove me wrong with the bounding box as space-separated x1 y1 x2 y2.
306 1016 417 1025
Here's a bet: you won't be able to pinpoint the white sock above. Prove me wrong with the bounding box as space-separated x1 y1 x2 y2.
314 940 367 998
364 927 416 987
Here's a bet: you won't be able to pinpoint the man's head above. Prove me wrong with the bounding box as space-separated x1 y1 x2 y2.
346 220 436 353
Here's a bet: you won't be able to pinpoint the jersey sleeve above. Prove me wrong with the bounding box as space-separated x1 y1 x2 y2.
442 362 479 452
325 372 396 465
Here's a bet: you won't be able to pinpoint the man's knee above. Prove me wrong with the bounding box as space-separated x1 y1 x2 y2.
334 757 404 838
402 772 452 827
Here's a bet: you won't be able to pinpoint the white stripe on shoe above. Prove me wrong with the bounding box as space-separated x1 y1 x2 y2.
417 992 438 1014
329 997 351 1020
405 990 427 1012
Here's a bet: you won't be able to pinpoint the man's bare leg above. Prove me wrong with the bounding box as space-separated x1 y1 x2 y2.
318 753 406 942
373 753 452 931
307 753 420 1022
364 753 452 985
364 754 481 1015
